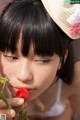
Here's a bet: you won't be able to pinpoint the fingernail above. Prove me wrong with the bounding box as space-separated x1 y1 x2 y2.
8 109 15 117
18 98 24 105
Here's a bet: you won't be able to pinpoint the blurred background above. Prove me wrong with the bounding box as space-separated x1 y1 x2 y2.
0 0 12 14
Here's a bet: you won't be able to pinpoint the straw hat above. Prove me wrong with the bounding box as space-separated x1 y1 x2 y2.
41 0 80 39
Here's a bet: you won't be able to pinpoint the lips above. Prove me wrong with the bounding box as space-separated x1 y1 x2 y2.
7 82 37 98
13 87 36 97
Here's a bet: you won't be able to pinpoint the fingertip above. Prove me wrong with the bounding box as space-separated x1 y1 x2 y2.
8 109 16 118
18 98 24 105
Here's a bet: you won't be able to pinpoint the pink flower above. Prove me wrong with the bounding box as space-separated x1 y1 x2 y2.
70 20 80 37
16 88 29 100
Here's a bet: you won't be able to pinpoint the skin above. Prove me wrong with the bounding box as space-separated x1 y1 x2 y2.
0 36 62 118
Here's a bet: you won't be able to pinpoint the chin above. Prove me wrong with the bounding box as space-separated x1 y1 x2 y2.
28 93 41 101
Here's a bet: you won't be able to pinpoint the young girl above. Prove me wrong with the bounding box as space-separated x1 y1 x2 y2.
0 0 77 120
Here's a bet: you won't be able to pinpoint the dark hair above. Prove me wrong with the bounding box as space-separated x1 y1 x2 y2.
61 39 80 84
0 0 72 84
60 42 74 84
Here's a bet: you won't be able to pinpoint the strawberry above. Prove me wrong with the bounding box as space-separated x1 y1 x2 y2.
16 88 29 100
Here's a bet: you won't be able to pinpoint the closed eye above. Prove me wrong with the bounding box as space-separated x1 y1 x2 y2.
35 59 51 64
4 55 18 60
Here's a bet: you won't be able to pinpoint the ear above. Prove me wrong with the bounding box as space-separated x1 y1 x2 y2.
58 49 68 70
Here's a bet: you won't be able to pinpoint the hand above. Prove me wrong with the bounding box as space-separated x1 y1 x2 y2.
0 97 24 119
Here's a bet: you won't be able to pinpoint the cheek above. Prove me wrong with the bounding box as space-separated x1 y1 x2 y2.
1 61 16 76
3 65 14 76
33 66 58 88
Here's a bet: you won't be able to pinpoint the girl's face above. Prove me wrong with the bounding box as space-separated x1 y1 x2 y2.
0 38 61 101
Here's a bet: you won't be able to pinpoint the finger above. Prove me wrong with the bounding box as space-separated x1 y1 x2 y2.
0 109 15 118
0 98 24 108
9 77 28 88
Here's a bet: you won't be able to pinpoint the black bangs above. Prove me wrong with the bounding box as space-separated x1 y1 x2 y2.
0 0 69 57
21 8 60 57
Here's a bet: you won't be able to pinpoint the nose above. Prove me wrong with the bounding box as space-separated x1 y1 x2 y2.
17 59 32 82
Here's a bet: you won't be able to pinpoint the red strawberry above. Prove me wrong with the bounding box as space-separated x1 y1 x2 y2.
16 88 29 100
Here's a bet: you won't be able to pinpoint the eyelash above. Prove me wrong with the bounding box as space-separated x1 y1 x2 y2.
4 55 51 63
35 59 51 63
4 55 17 60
